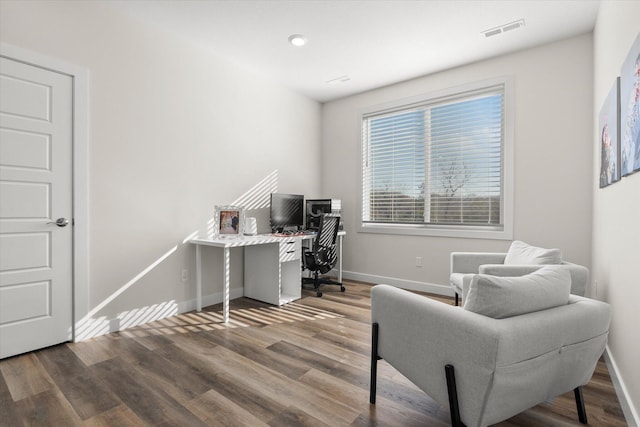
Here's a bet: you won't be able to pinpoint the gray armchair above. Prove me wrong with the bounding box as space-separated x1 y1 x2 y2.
370 278 610 427
450 241 589 306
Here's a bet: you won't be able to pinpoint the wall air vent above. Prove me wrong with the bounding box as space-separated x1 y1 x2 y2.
482 19 525 38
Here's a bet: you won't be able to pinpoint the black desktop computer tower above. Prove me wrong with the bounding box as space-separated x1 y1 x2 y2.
305 199 342 230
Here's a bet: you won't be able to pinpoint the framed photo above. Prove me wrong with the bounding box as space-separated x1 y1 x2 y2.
599 77 620 188
620 33 640 176
214 205 244 238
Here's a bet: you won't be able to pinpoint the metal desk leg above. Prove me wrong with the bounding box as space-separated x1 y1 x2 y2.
338 234 343 283
223 246 230 323
196 244 202 311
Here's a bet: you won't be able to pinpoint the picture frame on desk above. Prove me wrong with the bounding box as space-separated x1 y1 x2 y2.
214 205 244 238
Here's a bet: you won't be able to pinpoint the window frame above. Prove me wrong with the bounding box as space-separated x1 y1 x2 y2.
358 76 514 240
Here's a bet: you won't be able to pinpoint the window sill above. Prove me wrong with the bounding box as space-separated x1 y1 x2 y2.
357 222 513 240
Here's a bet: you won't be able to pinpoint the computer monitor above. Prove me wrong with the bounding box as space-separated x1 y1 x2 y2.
270 193 304 233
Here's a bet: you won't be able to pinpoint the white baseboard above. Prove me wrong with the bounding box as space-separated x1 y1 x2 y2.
340 270 454 296
604 346 639 427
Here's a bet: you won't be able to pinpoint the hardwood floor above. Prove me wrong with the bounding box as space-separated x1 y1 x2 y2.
0 280 628 426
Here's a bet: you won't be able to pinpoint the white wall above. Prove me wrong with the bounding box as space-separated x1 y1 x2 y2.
1 0 637 417
0 0 322 337
593 1 640 421
322 34 594 294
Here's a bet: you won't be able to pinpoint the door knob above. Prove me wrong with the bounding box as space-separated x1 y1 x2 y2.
48 218 70 227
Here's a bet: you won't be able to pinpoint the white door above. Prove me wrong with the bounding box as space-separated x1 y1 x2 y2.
0 57 73 359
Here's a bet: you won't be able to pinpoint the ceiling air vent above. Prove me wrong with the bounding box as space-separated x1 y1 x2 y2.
482 19 525 38
325 75 351 85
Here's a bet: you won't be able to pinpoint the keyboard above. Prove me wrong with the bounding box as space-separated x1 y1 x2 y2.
271 230 315 237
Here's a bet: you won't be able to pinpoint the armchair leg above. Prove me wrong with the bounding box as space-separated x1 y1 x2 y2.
574 387 588 424
445 364 466 427
454 292 459 306
370 323 379 404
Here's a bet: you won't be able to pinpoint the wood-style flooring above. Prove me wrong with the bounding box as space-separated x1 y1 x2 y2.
0 280 628 426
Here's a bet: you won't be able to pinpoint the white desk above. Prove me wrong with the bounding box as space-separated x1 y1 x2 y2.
190 232 344 322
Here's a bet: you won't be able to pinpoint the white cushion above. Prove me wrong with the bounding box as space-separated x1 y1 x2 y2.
504 240 562 265
463 266 571 319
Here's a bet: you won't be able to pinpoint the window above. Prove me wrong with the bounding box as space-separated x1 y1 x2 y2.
360 78 513 239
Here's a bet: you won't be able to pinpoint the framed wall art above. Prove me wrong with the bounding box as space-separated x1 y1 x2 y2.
620 33 640 176
599 77 620 188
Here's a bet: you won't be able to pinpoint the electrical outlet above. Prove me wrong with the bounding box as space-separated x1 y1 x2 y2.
181 269 189 282
415 257 423 267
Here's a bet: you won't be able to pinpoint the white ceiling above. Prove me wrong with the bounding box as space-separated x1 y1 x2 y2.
112 0 600 103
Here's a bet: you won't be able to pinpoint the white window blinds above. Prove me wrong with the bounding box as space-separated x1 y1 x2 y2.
362 85 505 229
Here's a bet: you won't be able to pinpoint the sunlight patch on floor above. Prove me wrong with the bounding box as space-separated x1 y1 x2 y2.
119 302 344 337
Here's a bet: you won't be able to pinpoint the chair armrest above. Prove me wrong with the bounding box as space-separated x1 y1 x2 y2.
560 262 589 296
483 295 609 425
491 295 609 364
450 252 507 274
371 285 500 420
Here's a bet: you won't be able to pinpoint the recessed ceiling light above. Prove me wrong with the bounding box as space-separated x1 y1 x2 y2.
288 34 307 47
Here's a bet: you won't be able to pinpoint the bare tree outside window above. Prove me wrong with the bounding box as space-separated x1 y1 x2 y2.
362 85 504 231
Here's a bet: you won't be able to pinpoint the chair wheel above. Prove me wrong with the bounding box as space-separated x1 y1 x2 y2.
316 291 323 297
340 286 346 292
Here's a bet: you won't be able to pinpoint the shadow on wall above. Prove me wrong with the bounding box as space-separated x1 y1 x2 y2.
74 170 279 341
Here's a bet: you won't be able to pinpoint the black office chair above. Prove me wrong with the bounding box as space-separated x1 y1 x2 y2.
302 214 345 297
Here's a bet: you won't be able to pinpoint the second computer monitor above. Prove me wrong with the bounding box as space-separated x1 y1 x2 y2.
306 199 341 230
